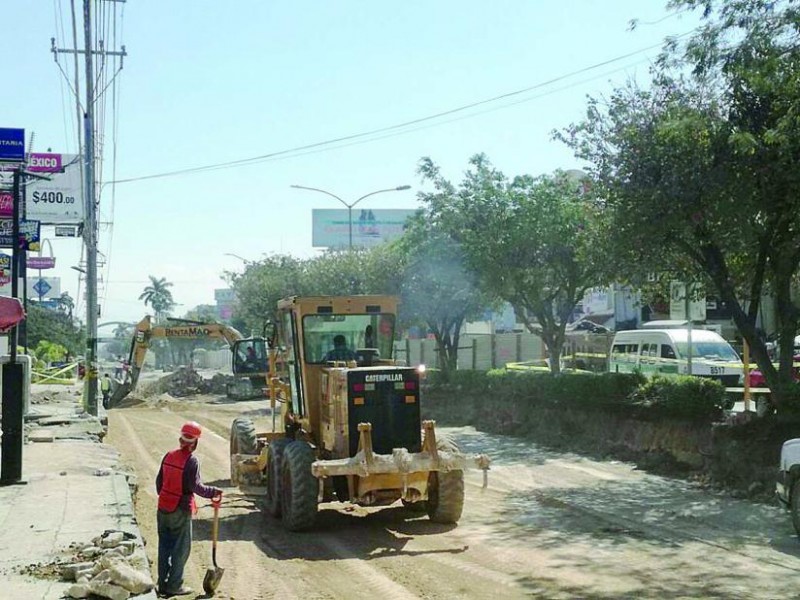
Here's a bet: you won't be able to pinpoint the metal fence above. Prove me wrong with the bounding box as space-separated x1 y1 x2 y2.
393 333 546 370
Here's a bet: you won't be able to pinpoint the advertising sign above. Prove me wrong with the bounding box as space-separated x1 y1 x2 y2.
24 154 83 224
0 218 40 250
27 256 56 269
55 225 78 237
26 153 63 173
311 208 416 249
669 281 707 321
0 128 25 162
0 191 12 217
27 276 60 300
0 253 10 285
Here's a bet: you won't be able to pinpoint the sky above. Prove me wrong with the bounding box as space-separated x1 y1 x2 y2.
1 1 700 329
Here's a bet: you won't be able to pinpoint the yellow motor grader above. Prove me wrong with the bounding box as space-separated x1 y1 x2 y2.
229 295 490 531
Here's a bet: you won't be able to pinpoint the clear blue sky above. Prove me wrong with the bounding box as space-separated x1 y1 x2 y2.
2 1 698 326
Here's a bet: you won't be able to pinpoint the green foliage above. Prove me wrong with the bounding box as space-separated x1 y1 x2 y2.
227 254 307 334
560 0 800 410
391 211 491 374
428 369 727 423
26 303 84 358
33 340 68 364
228 250 399 338
630 375 731 421
138 276 175 320
417 155 610 374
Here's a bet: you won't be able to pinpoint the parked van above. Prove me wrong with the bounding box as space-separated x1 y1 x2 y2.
608 328 742 386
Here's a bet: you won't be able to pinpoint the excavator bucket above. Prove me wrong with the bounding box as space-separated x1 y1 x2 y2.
109 380 132 407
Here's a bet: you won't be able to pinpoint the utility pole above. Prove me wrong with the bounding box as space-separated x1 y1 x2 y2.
52 1 126 416
83 0 98 415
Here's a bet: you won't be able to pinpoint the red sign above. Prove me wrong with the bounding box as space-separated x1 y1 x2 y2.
27 153 63 173
0 192 12 218
27 256 56 269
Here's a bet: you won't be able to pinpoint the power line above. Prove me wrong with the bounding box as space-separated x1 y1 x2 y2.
110 30 693 185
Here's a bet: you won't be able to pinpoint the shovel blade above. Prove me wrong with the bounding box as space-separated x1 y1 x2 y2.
202 566 225 595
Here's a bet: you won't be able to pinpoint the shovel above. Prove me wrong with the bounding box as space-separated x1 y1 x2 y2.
202 497 224 596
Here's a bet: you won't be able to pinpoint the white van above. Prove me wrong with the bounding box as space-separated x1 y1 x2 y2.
608 328 742 386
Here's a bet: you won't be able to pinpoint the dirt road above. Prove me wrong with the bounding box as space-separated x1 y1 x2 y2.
107 394 800 599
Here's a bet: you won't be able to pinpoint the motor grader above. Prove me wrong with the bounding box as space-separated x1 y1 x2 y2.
229 295 490 531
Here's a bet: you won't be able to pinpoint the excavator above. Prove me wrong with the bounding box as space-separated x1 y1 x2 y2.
229 295 490 531
109 315 270 405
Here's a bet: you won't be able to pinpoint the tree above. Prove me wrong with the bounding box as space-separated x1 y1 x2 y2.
227 254 308 335
26 303 85 358
138 276 175 321
182 304 219 323
561 0 800 408
418 155 608 374
392 211 489 375
57 292 74 320
303 247 402 298
228 250 401 336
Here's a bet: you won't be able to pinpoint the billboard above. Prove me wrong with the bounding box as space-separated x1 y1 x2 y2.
0 128 25 162
0 218 40 250
24 154 83 224
28 256 56 269
312 208 416 249
55 225 79 237
1 154 83 223
27 276 61 300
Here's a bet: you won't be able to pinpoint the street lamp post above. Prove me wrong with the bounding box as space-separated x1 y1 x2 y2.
291 184 411 250
224 252 250 265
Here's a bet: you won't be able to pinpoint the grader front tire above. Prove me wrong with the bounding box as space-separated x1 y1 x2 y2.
229 417 257 486
264 437 291 518
280 441 318 531
426 435 465 523
427 470 465 524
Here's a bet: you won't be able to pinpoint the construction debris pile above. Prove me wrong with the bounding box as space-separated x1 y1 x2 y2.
36 529 154 599
136 366 232 398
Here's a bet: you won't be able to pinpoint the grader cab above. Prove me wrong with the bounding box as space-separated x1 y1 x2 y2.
229 295 490 531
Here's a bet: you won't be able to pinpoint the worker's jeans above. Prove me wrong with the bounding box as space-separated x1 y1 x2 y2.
157 508 192 592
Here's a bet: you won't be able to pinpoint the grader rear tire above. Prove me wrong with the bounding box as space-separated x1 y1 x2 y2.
229 418 257 485
426 435 464 524
264 437 291 518
281 441 318 531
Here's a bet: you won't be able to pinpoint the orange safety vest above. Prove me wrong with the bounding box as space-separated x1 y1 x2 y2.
158 448 197 514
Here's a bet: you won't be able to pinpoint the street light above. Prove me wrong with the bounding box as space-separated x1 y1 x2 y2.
224 252 250 265
291 184 411 250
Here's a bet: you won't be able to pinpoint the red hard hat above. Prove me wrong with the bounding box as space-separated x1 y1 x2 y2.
180 421 202 442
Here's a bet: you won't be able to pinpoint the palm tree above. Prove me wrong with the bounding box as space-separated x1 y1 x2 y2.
139 276 175 321
57 292 75 320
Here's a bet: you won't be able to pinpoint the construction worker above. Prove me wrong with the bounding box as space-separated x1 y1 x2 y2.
324 334 356 362
100 374 112 409
155 421 222 597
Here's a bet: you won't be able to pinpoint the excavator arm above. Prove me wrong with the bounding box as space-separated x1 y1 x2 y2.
110 316 261 406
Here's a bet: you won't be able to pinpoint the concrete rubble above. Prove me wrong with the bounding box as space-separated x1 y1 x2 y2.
0 381 157 599
60 530 154 599
131 365 228 399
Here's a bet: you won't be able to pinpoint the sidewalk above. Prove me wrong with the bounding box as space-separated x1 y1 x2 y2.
0 384 156 599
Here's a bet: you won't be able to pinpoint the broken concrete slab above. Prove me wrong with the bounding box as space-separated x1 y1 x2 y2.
28 429 56 443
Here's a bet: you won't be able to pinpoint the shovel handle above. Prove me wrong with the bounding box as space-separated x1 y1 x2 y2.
211 502 219 555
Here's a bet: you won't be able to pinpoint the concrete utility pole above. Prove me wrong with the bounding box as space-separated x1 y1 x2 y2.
53 1 126 416
83 0 98 415
290 184 411 250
